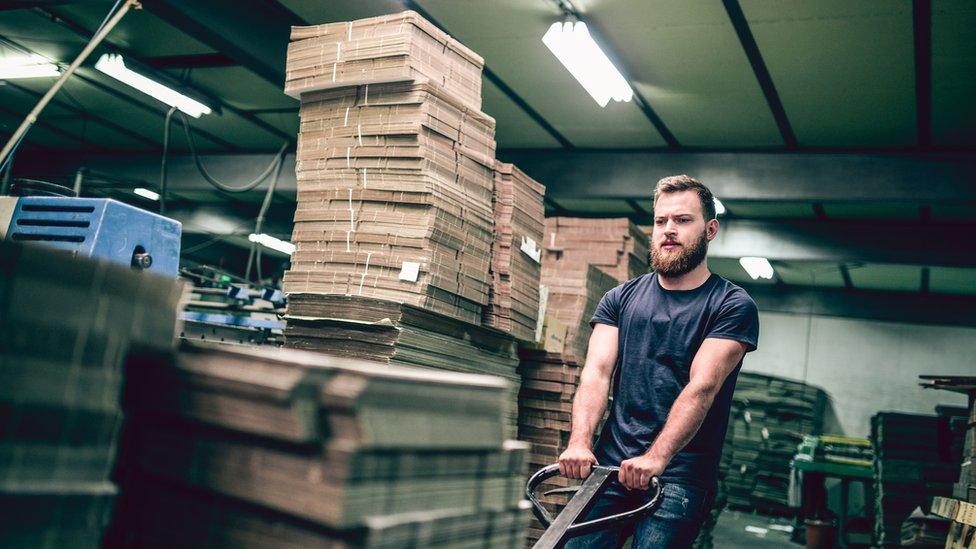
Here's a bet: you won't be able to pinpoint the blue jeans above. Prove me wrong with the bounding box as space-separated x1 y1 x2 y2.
563 482 712 549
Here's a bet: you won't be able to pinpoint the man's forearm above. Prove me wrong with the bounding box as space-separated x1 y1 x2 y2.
645 382 716 464
567 369 612 449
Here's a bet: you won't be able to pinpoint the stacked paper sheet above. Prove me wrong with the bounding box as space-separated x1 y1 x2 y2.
111 342 531 547
484 162 545 341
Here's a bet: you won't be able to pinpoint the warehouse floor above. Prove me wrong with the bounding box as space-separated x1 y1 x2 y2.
712 510 796 547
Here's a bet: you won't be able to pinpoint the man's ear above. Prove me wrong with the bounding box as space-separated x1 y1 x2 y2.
706 219 719 241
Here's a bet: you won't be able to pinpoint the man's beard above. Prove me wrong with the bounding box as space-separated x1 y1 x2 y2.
651 230 708 277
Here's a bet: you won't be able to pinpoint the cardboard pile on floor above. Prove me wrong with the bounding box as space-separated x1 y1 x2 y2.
0 241 182 547
919 375 976 504
723 373 827 515
110 342 531 548
484 162 545 342
284 293 522 435
870 411 964 546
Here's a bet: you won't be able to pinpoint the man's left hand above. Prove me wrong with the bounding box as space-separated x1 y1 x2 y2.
618 454 666 491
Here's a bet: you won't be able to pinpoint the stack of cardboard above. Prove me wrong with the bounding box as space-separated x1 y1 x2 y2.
539 217 647 357
484 162 546 342
0 241 182 547
870 412 964 547
284 293 522 435
285 11 483 112
932 497 976 549
111 342 531 548
723 373 827 515
544 217 649 283
920 376 976 504
516 350 583 545
283 11 496 326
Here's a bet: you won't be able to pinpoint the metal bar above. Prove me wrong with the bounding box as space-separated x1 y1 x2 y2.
722 0 797 148
404 0 575 149
533 468 614 549
0 0 138 168
812 203 828 221
143 52 238 69
913 0 932 149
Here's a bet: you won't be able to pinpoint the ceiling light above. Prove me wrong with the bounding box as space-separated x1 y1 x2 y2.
714 198 726 216
542 21 632 108
0 54 59 79
133 187 159 201
739 257 774 280
249 233 295 256
94 53 211 117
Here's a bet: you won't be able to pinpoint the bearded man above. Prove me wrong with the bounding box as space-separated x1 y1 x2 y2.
558 175 759 548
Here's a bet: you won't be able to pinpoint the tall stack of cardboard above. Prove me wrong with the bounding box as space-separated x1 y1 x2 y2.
723 373 827 515
111 343 531 547
484 162 546 342
0 241 182 547
283 12 495 326
284 293 522 435
920 376 976 504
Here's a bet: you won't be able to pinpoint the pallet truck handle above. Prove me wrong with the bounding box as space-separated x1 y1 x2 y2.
525 463 663 540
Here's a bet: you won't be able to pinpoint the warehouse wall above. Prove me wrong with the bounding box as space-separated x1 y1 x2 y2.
742 310 973 436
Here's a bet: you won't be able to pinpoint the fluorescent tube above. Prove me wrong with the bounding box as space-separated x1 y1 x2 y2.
739 257 774 280
714 198 726 216
133 187 160 201
542 21 632 108
249 233 295 256
95 53 211 118
0 54 59 79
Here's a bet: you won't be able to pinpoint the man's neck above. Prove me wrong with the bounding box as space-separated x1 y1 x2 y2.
657 261 712 291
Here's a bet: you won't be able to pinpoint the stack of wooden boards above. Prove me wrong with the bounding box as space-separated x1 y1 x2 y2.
723 373 827 515
0 241 182 547
539 217 647 357
284 293 522 435
484 163 545 341
111 343 531 548
920 375 976 504
870 411 966 547
932 497 976 549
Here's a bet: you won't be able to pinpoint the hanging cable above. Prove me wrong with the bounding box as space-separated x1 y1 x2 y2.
244 145 287 282
178 111 288 193
158 105 177 215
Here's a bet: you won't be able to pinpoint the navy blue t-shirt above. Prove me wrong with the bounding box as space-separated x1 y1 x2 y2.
590 272 759 491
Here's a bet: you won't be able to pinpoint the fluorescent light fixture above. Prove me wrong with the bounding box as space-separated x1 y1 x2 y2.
0 54 59 79
249 233 295 256
739 257 774 280
94 53 211 118
714 198 726 216
133 187 159 201
542 21 632 107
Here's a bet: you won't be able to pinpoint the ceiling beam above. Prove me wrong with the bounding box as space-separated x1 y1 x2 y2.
34 6 294 144
143 52 238 69
721 0 797 148
0 103 102 149
709 219 974 268
2 80 160 148
498 149 976 203
913 0 932 149
402 0 574 149
745 283 976 328
142 0 301 89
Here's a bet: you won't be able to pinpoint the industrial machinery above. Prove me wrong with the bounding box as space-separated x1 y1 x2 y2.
0 196 181 276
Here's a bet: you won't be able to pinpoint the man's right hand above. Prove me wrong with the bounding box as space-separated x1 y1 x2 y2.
558 445 597 479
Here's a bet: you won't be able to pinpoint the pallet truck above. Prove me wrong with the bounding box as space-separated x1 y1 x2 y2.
525 464 664 549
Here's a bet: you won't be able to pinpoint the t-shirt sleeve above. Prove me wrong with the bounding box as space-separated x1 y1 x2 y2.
590 286 621 328
705 290 759 352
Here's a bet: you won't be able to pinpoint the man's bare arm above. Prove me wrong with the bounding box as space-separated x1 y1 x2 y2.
617 337 748 490
558 323 618 479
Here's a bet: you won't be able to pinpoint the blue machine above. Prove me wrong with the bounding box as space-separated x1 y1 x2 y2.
1 196 182 276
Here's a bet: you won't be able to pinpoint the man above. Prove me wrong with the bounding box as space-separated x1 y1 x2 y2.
558 175 759 548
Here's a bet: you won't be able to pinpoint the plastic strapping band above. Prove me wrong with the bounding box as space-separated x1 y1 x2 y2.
346 147 351 168
357 251 373 295
364 84 368 105
357 123 363 145
361 167 367 189
343 106 350 127
347 21 353 41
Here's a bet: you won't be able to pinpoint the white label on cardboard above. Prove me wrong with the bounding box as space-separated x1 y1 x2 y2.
399 261 420 282
744 411 752 423
520 236 541 263
761 427 770 440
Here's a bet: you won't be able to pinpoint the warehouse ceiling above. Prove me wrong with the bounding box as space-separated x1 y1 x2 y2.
1 0 974 307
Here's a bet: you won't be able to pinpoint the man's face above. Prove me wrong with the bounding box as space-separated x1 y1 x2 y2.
650 190 716 276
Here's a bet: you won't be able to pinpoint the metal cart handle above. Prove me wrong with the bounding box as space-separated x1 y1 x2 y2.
525 463 663 543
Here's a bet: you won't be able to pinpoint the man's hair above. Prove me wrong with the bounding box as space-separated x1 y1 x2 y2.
653 175 716 221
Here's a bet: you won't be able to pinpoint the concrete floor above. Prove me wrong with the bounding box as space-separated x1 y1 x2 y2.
711 510 797 548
